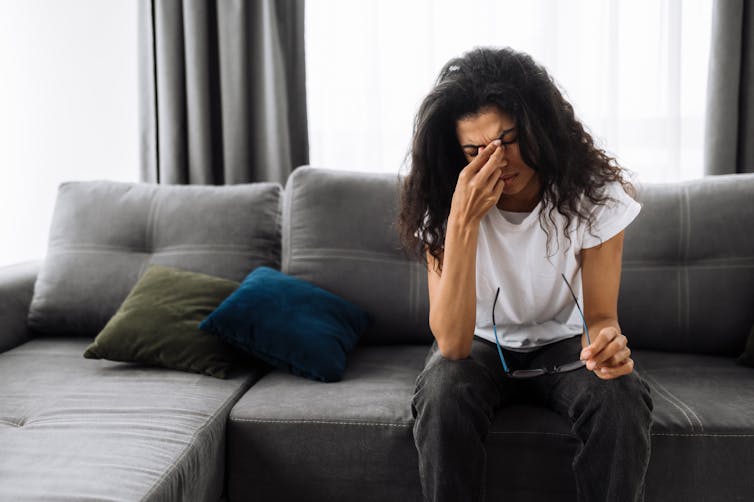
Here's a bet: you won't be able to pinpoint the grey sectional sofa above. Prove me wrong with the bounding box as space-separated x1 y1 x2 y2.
1 166 753 502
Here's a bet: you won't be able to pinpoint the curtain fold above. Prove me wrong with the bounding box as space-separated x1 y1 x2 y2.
704 0 754 175
139 0 308 185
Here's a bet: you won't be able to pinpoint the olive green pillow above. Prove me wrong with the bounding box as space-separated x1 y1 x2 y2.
84 265 246 378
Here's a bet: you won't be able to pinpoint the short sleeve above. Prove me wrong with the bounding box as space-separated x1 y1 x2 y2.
581 182 642 249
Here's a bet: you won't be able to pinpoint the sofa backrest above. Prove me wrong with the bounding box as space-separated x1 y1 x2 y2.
282 166 433 345
285 167 754 354
621 172 754 355
28 180 282 337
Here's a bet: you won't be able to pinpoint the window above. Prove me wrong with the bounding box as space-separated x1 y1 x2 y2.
306 0 712 183
0 0 139 266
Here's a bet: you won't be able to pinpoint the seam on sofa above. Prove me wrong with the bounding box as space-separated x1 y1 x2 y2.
229 418 412 427
645 374 704 431
293 248 413 265
487 431 575 438
282 168 296 274
651 433 754 437
642 373 704 432
682 186 690 343
51 243 271 254
676 268 683 347
683 187 691 341
145 189 158 253
622 259 754 269
643 376 694 429
139 376 256 501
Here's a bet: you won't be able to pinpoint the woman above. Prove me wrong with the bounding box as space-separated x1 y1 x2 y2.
397 47 654 502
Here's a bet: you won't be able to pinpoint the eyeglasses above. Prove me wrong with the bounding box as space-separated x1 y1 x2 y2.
491 273 591 378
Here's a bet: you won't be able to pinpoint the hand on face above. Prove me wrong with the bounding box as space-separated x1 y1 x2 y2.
580 327 634 380
449 140 509 225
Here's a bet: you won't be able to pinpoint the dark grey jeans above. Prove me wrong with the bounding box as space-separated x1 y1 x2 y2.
411 334 653 502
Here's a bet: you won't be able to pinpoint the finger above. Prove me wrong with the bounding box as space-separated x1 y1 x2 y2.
580 327 619 360
595 346 631 370
478 145 506 185
466 139 501 173
588 334 627 369
595 358 634 379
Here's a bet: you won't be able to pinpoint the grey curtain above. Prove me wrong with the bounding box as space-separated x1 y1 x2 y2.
704 0 754 175
138 0 308 185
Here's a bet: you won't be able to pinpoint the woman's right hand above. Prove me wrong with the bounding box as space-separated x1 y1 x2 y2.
449 139 508 226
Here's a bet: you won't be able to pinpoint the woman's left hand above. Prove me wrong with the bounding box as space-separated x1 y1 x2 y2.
579 326 634 380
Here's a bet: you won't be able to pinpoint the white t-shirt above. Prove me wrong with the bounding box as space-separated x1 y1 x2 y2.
474 181 641 351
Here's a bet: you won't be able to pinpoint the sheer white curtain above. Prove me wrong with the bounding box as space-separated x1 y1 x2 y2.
0 0 139 267
306 0 712 183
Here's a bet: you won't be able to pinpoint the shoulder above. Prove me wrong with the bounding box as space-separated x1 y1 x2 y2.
579 180 642 248
579 180 639 214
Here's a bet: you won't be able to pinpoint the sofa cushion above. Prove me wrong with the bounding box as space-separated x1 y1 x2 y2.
226 345 754 502
737 324 754 367
226 344 428 502
83 265 248 379
282 166 432 345
200 266 370 382
0 338 262 501
620 172 754 355
28 180 282 337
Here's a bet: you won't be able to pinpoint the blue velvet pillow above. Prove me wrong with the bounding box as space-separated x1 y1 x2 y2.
199 266 370 382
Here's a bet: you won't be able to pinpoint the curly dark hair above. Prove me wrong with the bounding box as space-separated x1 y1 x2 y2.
396 46 636 272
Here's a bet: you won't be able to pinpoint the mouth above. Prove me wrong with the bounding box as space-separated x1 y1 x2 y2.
500 173 518 182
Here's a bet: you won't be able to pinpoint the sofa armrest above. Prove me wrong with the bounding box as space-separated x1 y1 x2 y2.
0 260 40 353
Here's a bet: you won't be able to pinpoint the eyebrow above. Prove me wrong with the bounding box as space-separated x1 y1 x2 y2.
461 126 516 150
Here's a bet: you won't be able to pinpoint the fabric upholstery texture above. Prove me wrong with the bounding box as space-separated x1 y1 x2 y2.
282 166 432 345
27 180 282 338
226 346 754 502
0 261 39 354
0 338 261 502
200 266 370 382
84 265 247 378
619 173 754 355
737 324 754 367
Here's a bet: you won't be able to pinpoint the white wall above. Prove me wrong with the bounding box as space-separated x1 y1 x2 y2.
0 0 139 266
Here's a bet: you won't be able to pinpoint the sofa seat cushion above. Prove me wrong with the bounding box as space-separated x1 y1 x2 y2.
0 338 262 502
226 345 427 502
227 345 754 502
633 350 754 502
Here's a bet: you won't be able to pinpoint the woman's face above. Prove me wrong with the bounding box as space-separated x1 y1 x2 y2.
456 106 540 210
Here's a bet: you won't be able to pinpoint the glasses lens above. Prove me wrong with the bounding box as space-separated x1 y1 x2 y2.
510 368 546 379
554 360 586 373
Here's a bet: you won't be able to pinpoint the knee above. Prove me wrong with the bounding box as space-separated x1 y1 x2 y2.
579 372 654 426
411 356 494 420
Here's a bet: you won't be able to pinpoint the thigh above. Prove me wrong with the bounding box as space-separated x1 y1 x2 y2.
539 359 652 423
417 336 523 409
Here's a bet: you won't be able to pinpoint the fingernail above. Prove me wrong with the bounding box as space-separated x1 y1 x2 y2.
581 350 590 360
492 139 501 146
587 360 595 370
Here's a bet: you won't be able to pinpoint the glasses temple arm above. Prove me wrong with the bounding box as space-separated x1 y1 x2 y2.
492 287 510 373
560 273 591 346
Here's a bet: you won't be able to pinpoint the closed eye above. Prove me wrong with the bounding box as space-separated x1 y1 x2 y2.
461 126 517 156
